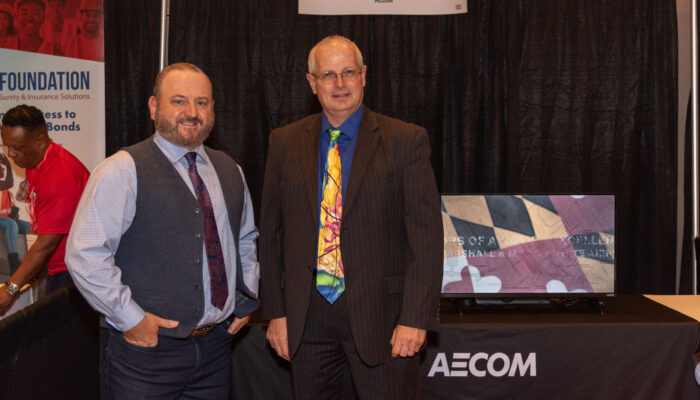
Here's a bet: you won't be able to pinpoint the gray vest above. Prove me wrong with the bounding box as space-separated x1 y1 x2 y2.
114 137 258 338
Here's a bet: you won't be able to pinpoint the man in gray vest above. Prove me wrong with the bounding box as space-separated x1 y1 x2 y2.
66 62 259 399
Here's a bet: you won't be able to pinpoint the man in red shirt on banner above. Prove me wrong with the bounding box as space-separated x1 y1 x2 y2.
0 104 89 315
5 0 54 54
64 0 104 62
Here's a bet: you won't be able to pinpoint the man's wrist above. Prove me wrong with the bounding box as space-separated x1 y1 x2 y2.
4 281 20 296
105 299 146 332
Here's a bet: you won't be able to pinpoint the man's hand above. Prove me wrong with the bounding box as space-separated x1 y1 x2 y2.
390 324 427 358
0 289 17 316
227 314 251 335
122 312 179 347
266 317 291 362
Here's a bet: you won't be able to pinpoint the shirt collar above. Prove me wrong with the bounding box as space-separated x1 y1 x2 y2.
321 105 364 139
26 140 54 178
153 131 209 165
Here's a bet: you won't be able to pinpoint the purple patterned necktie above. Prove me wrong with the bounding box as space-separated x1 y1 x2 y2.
185 152 228 309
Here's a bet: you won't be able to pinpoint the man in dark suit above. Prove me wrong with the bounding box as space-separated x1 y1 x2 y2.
260 35 443 399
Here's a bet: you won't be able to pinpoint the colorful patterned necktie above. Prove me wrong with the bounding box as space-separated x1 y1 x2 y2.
185 152 228 309
316 129 345 303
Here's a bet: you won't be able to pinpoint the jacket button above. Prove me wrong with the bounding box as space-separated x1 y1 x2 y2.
195 309 201 315
195 284 201 291
194 207 201 213
195 233 202 238
194 257 201 263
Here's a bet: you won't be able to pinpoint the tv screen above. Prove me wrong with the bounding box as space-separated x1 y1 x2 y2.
441 195 615 297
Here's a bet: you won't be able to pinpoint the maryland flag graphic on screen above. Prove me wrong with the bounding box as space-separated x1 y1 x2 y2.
442 195 615 294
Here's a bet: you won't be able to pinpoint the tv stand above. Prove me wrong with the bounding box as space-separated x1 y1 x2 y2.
551 297 607 315
476 297 551 306
449 297 608 316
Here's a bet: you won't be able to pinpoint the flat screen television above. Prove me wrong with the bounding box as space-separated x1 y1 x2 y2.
441 194 615 299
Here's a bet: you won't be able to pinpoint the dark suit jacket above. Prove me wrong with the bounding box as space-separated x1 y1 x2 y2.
260 107 443 366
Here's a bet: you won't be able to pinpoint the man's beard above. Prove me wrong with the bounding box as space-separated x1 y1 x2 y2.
154 110 215 148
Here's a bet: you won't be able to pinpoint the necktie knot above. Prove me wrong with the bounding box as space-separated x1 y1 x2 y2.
185 152 198 168
329 128 341 143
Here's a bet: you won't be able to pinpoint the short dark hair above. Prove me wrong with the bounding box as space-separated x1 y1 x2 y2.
1 104 47 136
152 62 207 99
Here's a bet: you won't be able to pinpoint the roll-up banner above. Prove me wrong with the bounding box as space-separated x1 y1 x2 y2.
299 0 468 15
0 0 104 249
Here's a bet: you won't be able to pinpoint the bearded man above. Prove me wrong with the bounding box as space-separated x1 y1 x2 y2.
66 62 260 399
64 0 104 61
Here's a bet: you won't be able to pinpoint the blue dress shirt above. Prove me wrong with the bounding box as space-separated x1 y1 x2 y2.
66 132 260 332
317 105 363 213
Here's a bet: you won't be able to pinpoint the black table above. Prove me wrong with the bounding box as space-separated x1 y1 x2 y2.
231 295 700 399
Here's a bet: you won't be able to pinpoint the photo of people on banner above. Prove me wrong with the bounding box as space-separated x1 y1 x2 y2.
0 0 103 62
0 151 31 276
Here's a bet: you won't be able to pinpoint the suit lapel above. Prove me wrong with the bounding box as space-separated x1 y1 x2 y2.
343 108 380 217
300 115 321 221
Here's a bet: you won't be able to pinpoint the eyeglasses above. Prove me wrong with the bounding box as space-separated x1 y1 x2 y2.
313 69 361 85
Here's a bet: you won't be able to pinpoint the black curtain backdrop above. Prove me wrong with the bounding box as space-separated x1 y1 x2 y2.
104 0 682 294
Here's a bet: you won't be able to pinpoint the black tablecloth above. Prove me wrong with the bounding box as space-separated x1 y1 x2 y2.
232 295 700 399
